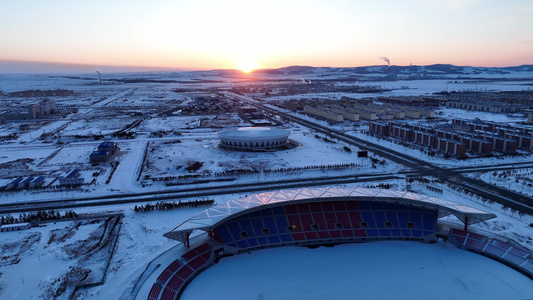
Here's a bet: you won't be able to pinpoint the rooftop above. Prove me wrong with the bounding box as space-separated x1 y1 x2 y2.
164 187 496 243
217 127 291 139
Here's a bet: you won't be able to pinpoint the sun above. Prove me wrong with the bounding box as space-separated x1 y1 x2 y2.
237 62 259 74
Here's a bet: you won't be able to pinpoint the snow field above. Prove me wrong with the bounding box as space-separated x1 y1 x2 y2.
181 241 533 300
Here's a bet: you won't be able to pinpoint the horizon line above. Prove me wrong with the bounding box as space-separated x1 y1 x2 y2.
0 59 531 75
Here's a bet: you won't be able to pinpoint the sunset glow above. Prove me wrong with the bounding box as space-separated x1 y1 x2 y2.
0 0 532 72
238 62 259 74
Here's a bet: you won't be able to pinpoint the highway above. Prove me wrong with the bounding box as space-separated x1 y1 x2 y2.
0 173 400 214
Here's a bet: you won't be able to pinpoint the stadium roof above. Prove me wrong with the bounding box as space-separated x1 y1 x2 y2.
217 127 290 139
164 187 496 243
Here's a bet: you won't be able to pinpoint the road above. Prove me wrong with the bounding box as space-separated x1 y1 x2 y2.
0 173 400 214
2 92 532 215
224 92 533 214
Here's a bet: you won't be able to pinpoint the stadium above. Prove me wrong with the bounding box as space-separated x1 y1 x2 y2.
140 187 533 300
217 127 291 150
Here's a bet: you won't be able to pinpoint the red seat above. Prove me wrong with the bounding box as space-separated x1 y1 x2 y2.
148 285 162 300
160 287 177 300
167 275 183 291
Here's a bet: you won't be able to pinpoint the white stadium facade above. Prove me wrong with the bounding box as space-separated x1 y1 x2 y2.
217 127 291 150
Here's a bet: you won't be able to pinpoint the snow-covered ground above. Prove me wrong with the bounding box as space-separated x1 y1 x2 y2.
1 179 533 300
476 168 533 198
182 241 533 300
1 72 533 299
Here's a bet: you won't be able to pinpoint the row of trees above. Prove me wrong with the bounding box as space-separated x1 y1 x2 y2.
1 210 78 225
134 199 214 212
315 134 336 144
364 183 392 189
105 161 120 184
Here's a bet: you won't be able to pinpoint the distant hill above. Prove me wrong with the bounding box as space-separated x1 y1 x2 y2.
234 64 533 77
1 59 532 77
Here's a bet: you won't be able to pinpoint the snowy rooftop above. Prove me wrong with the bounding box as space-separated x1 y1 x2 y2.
217 127 291 139
164 187 496 242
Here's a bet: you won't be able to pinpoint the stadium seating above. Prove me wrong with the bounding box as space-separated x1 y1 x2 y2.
450 228 487 248
212 200 437 250
147 284 162 300
149 242 212 300
449 228 533 279
156 260 182 283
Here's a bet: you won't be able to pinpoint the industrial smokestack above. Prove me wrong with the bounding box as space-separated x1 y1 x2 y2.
96 70 102 83
379 57 390 68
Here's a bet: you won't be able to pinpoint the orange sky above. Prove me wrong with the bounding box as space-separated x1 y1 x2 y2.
1 0 532 72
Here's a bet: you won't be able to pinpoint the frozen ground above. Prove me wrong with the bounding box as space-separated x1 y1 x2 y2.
2 180 533 300
182 241 533 300
1 71 533 299
476 168 533 198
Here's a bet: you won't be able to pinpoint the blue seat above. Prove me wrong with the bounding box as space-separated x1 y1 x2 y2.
251 218 264 236
275 215 289 232
257 236 268 245
280 234 293 242
247 238 258 247
390 229 401 236
263 216 278 234
422 212 436 230
215 225 233 243
272 206 285 215
411 229 422 237
409 212 423 228
373 211 386 227
268 235 280 244
236 240 248 248
379 229 391 236
366 229 379 237
385 211 399 227
361 211 376 228
226 221 242 240
397 211 409 227
239 219 255 236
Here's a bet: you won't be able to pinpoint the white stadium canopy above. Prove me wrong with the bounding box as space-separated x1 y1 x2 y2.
164 187 496 243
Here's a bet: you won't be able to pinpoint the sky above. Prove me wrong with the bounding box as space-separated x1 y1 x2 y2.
0 0 532 73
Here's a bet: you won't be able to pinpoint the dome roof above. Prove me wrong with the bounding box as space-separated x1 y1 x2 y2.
217 127 291 139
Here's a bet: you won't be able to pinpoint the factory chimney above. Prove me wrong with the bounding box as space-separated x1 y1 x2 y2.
96 70 102 83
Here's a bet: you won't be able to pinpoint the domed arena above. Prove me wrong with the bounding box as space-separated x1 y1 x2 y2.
217 127 291 151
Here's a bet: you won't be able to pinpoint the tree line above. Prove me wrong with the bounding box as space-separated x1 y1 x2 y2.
134 199 214 212
1 210 78 225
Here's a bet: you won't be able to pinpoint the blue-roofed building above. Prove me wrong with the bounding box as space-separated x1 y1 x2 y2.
65 169 79 178
29 176 45 188
90 150 112 163
5 177 23 190
0 222 32 232
98 141 118 153
90 141 118 163
18 176 34 189
59 169 84 186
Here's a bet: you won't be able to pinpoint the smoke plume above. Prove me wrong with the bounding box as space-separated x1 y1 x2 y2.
379 57 390 67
